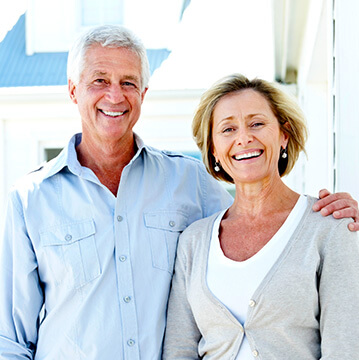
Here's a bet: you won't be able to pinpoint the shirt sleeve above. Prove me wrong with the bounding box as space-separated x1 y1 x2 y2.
0 191 44 359
319 220 359 357
162 237 202 359
200 167 233 218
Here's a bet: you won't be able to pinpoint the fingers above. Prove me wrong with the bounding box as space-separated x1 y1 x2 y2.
313 192 359 232
348 221 359 232
318 188 331 199
312 192 353 212
333 205 359 232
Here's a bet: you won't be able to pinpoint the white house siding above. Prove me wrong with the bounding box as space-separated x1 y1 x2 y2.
334 0 359 201
292 0 359 202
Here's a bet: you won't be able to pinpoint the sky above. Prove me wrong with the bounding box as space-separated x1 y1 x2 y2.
0 0 27 42
150 0 275 89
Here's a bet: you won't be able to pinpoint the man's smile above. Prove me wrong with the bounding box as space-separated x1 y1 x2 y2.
99 109 127 117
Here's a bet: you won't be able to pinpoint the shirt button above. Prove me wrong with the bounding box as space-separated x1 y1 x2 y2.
249 299 256 307
127 339 135 347
119 255 127 262
117 215 123 222
124 296 132 303
65 234 72 241
169 220 175 227
252 350 259 357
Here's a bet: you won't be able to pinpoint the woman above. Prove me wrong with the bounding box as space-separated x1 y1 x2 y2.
163 74 359 359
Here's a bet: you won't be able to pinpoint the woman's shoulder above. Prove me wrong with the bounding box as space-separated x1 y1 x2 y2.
177 211 223 250
300 195 357 249
304 195 353 230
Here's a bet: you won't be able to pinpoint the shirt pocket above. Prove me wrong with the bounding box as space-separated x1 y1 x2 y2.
144 211 188 274
39 219 101 289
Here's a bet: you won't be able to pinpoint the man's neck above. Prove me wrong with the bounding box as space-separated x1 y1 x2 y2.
76 134 138 196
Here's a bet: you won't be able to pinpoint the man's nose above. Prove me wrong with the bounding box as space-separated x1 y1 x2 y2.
105 84 125 104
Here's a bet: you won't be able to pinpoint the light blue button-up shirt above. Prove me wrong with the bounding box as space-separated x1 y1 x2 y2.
0 133 233 359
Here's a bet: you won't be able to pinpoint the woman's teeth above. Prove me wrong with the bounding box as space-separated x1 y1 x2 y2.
234 150 262 160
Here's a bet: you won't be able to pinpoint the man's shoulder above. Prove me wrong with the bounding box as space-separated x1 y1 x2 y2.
11 157 62 194
144 145 204 167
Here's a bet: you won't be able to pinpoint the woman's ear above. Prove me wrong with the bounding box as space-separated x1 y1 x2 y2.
281 122 291 148
212 144 218 161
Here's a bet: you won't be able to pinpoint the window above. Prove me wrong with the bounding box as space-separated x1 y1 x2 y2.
45 148 63 162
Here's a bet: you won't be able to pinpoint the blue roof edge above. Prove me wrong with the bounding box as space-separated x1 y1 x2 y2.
0 14 171 88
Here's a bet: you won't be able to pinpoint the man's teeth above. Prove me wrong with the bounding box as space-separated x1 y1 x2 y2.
234 151 262 160
101 110 124 117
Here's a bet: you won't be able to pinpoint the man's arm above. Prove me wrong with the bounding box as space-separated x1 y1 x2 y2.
0 191 44 358
312 189 359 231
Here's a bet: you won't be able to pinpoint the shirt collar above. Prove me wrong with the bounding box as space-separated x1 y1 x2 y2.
41 133 148 180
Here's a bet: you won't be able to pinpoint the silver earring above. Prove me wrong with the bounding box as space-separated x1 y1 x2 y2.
281 148 288 159
214 162 221 172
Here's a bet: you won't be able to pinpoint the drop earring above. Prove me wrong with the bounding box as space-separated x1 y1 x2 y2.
214 161 221 172
281 147 288 159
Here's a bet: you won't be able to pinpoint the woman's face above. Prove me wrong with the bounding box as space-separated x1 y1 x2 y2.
212 89 288 185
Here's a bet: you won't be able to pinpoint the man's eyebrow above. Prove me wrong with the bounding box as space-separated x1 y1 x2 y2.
122 75 141 83
90 72 140 82
91 71 108 77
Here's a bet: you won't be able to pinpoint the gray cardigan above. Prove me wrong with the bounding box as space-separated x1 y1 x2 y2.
163 196 359 359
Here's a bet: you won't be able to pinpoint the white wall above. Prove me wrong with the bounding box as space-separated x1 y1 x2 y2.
334 0 359 201
25 0 183 54
136 88 202 153
284 0 334 198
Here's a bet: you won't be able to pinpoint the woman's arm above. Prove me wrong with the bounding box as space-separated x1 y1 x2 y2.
163 242 202 359
319 219 359 357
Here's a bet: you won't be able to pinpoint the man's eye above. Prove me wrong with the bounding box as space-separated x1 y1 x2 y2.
122 81 136 87
94 79 106 84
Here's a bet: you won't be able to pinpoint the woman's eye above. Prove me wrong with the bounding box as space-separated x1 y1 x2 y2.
252 122 264 128
223 127 234 133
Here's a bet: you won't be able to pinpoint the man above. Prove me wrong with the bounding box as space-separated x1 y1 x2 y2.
0 25 358 359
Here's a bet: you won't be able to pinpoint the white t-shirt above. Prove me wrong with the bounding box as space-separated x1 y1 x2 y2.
207 195 308 359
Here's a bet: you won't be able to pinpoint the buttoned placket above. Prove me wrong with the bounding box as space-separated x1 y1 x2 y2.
114 162 140 359
247 298 260 358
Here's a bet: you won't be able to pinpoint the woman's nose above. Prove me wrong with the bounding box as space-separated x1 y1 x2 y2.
236 127 253 146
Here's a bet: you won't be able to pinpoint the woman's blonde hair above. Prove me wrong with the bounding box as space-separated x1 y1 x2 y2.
192 73 308 183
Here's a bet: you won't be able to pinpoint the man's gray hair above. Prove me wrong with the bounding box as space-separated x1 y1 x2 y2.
67 25 150 91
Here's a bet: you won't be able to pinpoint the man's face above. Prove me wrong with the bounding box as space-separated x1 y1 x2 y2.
68 44 147 146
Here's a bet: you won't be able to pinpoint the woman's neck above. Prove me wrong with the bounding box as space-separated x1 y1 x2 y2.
228 177 299 220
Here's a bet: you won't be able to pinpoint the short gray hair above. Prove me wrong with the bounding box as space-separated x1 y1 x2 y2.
67 25 150 91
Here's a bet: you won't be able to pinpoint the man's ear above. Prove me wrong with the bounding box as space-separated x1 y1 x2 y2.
141 87 148 104
68 79 78 104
